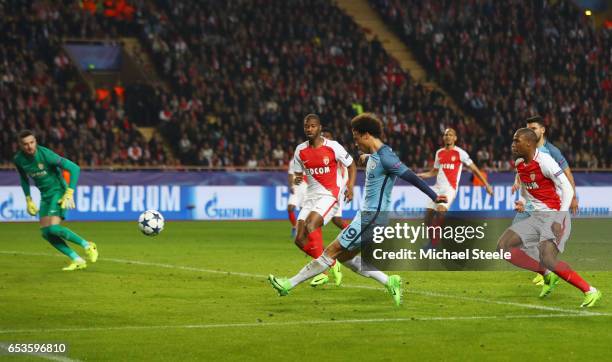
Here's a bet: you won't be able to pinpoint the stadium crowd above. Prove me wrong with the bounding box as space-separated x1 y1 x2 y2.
371 0 611 168
1 0 609 170
140 0 480 168
0 0 168 167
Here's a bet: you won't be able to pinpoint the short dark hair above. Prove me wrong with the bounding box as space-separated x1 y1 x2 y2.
321 128 333 136
525 115 544 127
516 127 538 144
18 129 34 139
303 113 320 124
351 113 383 138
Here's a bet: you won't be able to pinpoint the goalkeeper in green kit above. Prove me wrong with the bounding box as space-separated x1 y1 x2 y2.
13 130 98 271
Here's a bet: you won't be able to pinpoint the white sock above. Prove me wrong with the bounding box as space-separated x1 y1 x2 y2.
543 269 551 276
289 253 335 287
342 255 389 286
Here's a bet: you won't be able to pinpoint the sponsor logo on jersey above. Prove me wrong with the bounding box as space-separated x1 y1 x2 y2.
30 170 48 177
523 182 539 190
441 163 455 170
306 166 331 175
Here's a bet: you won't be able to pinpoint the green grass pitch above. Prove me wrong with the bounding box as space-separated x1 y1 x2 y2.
0 220 610 361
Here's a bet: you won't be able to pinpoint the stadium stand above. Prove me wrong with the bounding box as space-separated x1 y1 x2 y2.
0 0 168 167
138 0 480 168
1 0 609 169
370 0 611 168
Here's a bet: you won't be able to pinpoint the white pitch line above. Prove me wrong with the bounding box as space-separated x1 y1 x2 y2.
0 313 609 336
0 343 80 362
0 250 602 316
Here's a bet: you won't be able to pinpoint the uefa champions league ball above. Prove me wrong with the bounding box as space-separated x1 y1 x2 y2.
138 210 165 236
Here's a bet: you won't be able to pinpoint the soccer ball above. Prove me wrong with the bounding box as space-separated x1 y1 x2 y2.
138 210 165 236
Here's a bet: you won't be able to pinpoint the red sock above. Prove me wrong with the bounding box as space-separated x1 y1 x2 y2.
341 221 349 229
302 228 324 259
288 210 297 226
508 248 546 274
430 214 443 247
554 261 591 293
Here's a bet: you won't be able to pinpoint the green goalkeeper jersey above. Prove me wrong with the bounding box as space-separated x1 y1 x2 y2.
13 146 80 198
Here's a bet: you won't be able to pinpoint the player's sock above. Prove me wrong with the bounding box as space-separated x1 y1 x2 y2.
48 225 89 248
342 255 389 285
288 210 297 226
553 261 591 293
301 228 324 258
289 253 335 287
341 221 349 229
508 248 546 274
430 213 443 247
41 227 80 261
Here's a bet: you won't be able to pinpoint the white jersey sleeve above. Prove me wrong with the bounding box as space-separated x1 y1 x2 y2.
540 153 573 211
457 147 474 167
292 144 306 173
328 140 353 167
433 149 441 169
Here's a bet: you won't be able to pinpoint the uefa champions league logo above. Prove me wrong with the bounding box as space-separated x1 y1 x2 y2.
0 193 35 221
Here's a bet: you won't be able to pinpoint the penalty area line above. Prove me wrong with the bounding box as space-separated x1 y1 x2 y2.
0 250 604 317
0 313 609 335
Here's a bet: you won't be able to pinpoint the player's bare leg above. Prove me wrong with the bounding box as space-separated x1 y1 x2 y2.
331 216 348 230
538 240 601 306
423 205 447 249
269 239 401 305
287 204 298 239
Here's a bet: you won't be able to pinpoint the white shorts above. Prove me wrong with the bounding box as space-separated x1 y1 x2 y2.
510 212 571 253
288 182 307 208
426 185 457 210
334 196 344 218
297 194 340 226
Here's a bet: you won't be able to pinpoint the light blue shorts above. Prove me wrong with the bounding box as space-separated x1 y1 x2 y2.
338 211 388 251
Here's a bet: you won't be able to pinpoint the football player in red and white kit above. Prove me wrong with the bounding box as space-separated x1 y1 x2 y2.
287 129 347 241
291 114 356 286
417 128 492 248
497 128 601 307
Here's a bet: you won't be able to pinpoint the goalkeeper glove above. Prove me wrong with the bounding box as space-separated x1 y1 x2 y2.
26 196 38 216
58 188 76 209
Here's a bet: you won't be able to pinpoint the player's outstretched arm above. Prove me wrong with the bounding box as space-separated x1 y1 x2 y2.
468 163 493 195
563 168 578 214
380 149 441 202
416 167 438 179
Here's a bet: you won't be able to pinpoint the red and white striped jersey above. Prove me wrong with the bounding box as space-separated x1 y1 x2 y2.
292 138 353 199
516 150 566 211
433 146 473 189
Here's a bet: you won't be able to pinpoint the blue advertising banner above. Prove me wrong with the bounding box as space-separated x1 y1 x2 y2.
0 171 610 222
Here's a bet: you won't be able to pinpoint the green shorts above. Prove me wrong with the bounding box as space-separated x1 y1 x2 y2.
39 190 67 219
